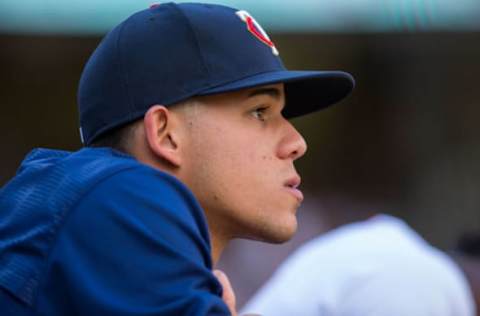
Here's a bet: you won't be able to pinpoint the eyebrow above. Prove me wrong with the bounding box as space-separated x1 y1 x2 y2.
247 87 282 99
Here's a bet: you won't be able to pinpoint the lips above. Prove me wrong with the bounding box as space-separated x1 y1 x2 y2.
284 176 304 202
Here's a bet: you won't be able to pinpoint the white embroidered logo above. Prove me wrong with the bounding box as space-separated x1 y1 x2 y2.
236 10 279 56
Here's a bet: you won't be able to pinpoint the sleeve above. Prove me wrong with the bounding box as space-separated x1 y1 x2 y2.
35 167 231 316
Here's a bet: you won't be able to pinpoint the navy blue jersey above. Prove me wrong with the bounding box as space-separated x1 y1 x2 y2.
0 148 230 315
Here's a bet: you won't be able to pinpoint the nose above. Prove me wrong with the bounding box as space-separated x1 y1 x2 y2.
277 120 307 161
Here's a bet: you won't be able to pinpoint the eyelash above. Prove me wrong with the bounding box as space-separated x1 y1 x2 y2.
252 106 268 121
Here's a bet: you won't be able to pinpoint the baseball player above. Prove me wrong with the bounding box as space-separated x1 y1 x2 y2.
0 2 354 315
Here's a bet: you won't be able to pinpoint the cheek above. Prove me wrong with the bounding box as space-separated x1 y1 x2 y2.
196 126 270 175
185 121 286 207
189 136 269 201
203 144 262 191
213 153 282 215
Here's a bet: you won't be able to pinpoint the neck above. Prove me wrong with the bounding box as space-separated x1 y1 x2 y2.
210 228 229 265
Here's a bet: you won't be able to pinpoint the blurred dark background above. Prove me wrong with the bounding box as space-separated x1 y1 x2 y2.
2 1 480 308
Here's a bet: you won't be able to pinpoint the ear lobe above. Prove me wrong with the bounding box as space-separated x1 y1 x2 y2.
144 105 182 168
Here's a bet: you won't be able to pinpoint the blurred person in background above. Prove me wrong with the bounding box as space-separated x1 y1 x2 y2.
242 213 476 316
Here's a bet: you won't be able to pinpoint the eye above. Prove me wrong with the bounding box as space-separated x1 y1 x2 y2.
252 106 268 121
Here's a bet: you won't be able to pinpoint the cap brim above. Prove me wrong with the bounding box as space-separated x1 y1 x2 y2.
198 70 355 118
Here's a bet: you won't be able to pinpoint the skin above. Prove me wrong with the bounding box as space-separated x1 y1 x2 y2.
132 83 307 263
214 269 237 316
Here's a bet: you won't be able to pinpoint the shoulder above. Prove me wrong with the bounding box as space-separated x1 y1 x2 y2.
67 150 212 265
50 147 208 234
34 154 224 314
79 160 209 238
0 147 221 313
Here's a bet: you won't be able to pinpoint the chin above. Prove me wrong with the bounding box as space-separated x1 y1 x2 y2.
248 216 298 244
265 227 297 244
261 234 295 244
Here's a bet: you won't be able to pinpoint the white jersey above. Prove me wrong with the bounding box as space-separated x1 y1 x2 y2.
242 214 475 316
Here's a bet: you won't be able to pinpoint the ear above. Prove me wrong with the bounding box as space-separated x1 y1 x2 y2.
143 105 182 168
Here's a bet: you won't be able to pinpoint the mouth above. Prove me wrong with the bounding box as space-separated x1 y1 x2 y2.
284 176 304 202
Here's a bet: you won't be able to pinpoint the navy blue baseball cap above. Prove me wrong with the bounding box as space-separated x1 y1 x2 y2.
78 2 355 145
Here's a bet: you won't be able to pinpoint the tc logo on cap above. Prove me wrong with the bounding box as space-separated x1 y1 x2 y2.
236 10 279 56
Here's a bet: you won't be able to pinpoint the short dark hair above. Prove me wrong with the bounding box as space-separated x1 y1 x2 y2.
89 120 140 154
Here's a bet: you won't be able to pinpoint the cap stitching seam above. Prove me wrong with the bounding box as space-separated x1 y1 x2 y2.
116 17 135 121
171 4 211 86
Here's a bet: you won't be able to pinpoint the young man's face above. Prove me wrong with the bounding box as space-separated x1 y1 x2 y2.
179 83 307 244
